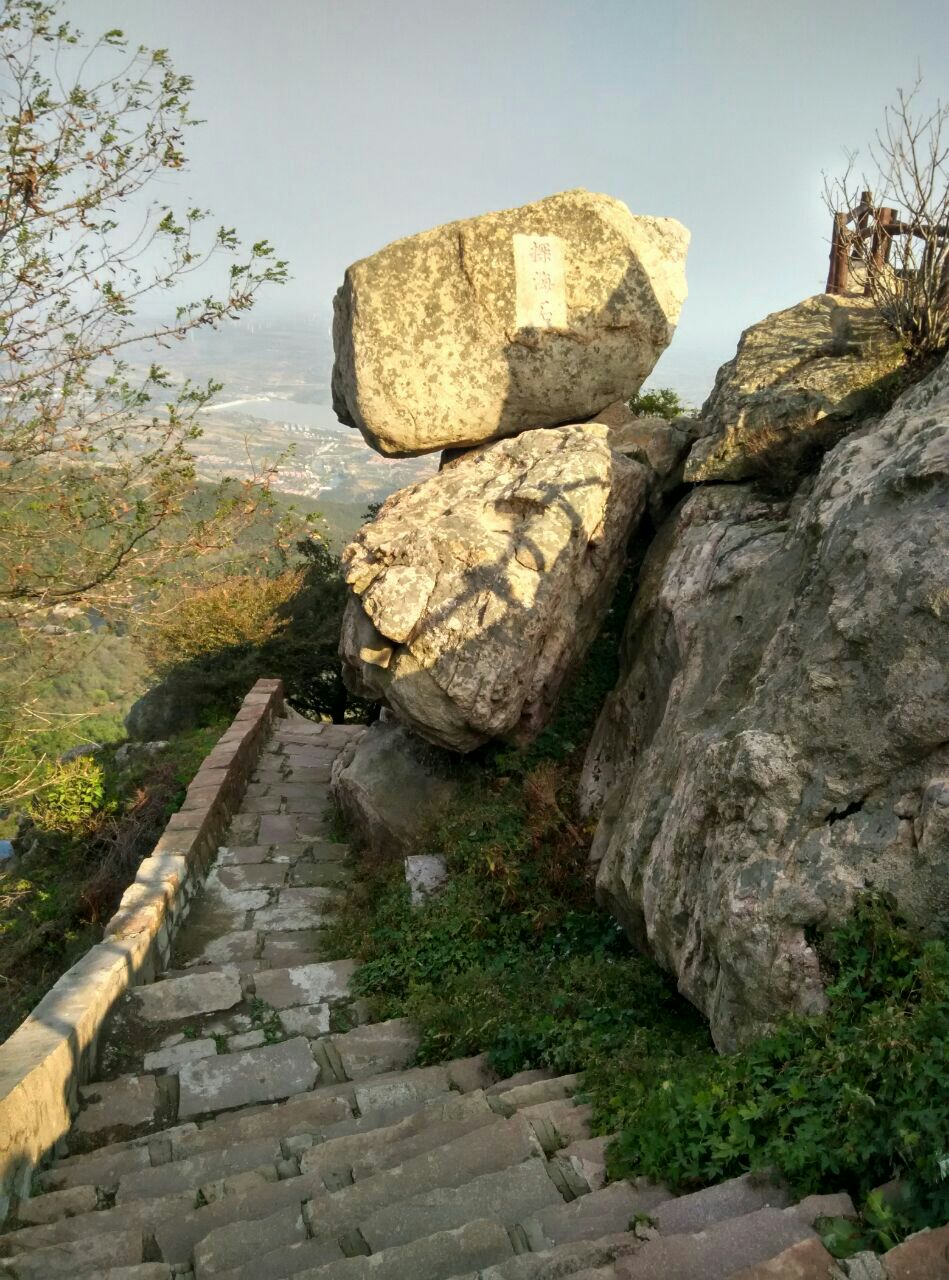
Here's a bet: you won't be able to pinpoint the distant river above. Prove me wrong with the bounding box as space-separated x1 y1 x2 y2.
200 397 347 432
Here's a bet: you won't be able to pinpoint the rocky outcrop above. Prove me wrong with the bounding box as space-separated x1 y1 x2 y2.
582 354 949 1050
330 715 462 856
590 400 704 519
125 681 197 740
684 294 904 485
332 189 689 457
340 424 648 752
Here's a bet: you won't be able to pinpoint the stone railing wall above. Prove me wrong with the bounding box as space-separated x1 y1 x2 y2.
0 678 285 1226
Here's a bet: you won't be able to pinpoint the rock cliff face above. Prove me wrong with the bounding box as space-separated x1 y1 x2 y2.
332 189 689 457
685 293 903 484
582 354 949 1049
340 424 647 752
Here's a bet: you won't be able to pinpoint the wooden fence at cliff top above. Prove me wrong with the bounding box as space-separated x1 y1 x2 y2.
826 189 949 295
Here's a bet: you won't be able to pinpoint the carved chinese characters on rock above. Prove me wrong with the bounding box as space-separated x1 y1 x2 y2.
513 233 567 331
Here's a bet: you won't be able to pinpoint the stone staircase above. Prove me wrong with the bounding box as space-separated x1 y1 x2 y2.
0 715 881 1279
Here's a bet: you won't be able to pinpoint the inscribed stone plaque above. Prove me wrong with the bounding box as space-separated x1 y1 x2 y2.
513 233 567 330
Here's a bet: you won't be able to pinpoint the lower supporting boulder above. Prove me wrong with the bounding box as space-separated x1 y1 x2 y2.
330 716 462 856
340 424 650 752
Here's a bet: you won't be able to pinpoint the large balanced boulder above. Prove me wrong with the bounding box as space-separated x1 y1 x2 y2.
582 353 949 1050
331 189 689 457
684 293 904 485
340 424 647 752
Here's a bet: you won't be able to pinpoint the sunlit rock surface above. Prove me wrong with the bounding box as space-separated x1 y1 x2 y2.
340 424 647 751
332 189 689 457
584 353 949 1049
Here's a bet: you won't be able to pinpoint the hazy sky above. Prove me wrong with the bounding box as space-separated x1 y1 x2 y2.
69 0 948 402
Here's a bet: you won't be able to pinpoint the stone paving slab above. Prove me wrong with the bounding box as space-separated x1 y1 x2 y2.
227 814 261 842
73 1077 162 1146
261 930 330 967
325 1018 420 1080
131 970 242 1023
142 1039 217 1074
180 929 260 967
177 1036 320 1119
216 863 288 890
254 960 357 1010
277 1005 332 1037
216 845 271 866
257 814 302 843
252 889 339 932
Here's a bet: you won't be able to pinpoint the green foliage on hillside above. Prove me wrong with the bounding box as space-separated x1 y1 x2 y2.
0 722 224 1040
137 535 369 730
325 565 949 1254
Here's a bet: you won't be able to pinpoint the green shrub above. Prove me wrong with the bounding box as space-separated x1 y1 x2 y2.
607 896 949 1238
627 387 687 420
29 756 107 832
139 538 370 728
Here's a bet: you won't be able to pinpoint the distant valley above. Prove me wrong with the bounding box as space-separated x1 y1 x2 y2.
130 313 437 543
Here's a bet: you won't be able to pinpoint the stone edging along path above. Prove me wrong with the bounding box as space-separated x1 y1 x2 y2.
0 677 286 1225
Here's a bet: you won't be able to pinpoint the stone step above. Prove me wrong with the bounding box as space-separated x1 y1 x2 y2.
157 1107 537 1265
520 1182 669 1253
442 1230 644 1279
359 1157 566 1252
491 1074 580 1112
0 1225 144 1276
303 1114 543 1240
26 1054 489 1215
615 1196 856 1280
252 960 358 1010
274 1218 515 1280
188 1112 543 1271
518 1099 594 1154
298 1090 498 1183
115 1137 283 1205
213 1232 345 1280
486 1070 555 1096
0 1193 194 1259
178 1036 320 1119
316 1019 420 1081
648 1172 791 1236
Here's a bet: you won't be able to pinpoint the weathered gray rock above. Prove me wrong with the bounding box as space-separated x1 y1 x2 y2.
584 352 949 1048
590 401 704 519
330 717 461 855
124 682 196 740
685 293 904 484
341 425 647 752
404 854 449 905
332 189 688 457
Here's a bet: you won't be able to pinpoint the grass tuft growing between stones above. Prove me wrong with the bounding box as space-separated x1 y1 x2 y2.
325 567 949 1254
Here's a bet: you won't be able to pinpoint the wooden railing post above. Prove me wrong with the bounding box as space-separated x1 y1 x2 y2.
827 211 850 294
